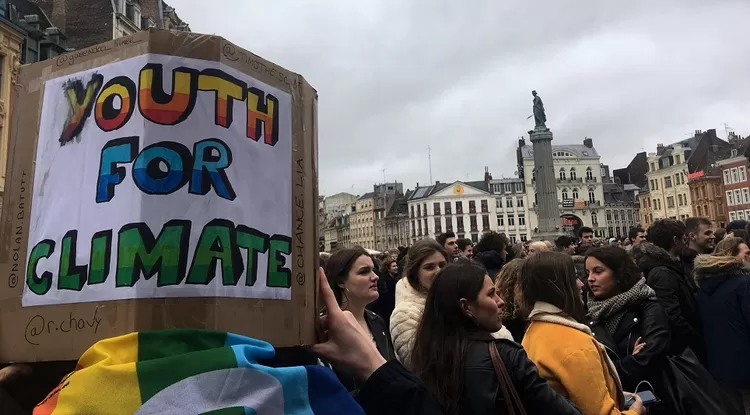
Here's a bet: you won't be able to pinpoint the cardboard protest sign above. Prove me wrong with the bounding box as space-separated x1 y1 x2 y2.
0 29 319 362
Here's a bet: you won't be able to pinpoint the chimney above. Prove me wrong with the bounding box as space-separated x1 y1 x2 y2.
45 27 61 45
583 137 593 148
656 143 665 155
518 137 526 148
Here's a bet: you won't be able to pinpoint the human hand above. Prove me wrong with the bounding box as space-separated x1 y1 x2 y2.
632 337 646 355
624 392 645 414
311 268 386 381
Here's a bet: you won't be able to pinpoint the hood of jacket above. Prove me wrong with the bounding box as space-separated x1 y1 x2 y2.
632 242 683 275
474 250 504 273
693 254 750 294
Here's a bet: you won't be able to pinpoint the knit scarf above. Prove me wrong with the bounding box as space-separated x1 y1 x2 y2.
586 278 655 335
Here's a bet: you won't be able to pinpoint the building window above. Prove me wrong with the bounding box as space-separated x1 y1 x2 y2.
497 215 504 227
520 234 528 242
444 202 451 215
469 216 478 231
446 217 453 231
517 197 524 208
743 188 750 204
416 205 421 217
515 182 523 192
592 214 598 225
481 199 488 213
471 233 479 243
482 214 490 230
728 190 734 206
508 216 515 226
469 200 476 214
650 179 655 191
562 189 569 200
589 189 596 203
678 194 683 206
559 168 566 180
675 154 681 164
697 205 702 216
456 201 463 214
518 214 526 226
572 188 579 199
510 235 517 243
434 202 441 215
570 168 577 180
506 198 513 208
434 217 442 233
664 176 672 188
496 198 502 208
735 189 742 206
457 217 465 232
650 162 655 172
732 168 740 183
741 167 748 183
586 167 593 180
724 169 731 185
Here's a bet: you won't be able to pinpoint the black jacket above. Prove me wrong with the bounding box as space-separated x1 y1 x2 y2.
359 361 443 415
633 242 703 358
461 332 581 415
369 272 399 326
694 255 750 389
334 310 397 393
588 298 671 392
474 251 504 280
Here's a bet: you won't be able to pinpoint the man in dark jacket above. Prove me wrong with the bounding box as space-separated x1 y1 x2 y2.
632 219 703 359
694 253 750 412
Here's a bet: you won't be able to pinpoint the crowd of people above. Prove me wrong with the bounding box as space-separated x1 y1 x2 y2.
319 218 750 414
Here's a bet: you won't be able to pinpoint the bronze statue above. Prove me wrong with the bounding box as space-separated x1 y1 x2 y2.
532 90 546 129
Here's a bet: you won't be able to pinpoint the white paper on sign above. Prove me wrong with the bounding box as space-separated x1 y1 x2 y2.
23 54 294 307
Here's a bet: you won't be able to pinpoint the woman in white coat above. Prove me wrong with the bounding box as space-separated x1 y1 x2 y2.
391 240 513 368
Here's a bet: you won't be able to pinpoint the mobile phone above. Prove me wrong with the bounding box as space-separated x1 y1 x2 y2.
625 391 659 408
638 390 658 405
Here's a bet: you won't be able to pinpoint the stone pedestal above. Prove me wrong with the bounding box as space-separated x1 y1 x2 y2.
529 126 565 241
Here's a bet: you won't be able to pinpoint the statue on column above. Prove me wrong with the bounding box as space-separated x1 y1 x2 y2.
531 90 547 129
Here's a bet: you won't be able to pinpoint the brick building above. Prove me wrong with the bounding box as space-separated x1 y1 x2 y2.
715 140 750 222
687 171 727 228
27 0 188 50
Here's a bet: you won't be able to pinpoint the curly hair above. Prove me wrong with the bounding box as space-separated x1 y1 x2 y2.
494 258 525 319
474 231 509 254
585 246 642 294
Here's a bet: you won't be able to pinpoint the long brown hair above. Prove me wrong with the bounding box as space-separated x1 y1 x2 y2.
410 262 488 414
403 239 449 293
495 258 525 319
324 246 371 305
519 251 586 322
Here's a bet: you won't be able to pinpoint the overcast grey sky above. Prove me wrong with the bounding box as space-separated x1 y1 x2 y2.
171 0 750 196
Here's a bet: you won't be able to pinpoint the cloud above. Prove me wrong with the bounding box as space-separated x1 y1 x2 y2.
170 0 750 196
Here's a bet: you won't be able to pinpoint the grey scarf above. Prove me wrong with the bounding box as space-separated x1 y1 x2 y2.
586 278 655 335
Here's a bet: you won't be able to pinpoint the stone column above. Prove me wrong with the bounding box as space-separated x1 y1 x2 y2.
530 127 563 240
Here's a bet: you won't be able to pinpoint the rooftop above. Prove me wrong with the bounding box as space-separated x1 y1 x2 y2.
520 144 600 159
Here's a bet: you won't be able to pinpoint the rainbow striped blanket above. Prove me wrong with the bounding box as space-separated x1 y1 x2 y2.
34 329 364 414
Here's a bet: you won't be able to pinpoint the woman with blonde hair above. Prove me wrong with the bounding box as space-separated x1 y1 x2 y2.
494 258 526 342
